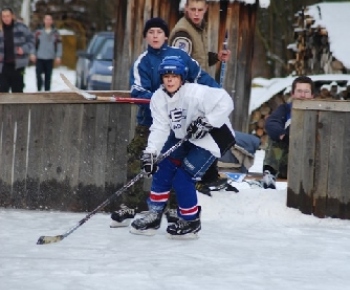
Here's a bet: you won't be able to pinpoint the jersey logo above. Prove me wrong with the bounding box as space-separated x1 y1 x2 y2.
172 37 192 55
169 108 186 130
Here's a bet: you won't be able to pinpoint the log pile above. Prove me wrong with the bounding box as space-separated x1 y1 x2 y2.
287 7 347 76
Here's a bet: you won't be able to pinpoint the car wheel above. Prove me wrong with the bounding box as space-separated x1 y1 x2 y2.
80 74 86 90
75 74 80 88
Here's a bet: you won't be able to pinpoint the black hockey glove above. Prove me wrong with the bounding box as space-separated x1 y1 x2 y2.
187 116 213 139
141 151 158 178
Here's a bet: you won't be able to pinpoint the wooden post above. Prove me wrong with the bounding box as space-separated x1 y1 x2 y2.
206 1 221 78
287 99 350 219
226 2 257 132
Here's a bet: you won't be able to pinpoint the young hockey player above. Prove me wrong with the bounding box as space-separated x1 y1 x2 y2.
169 0 232 195
129 56 235 239
110 17 222 228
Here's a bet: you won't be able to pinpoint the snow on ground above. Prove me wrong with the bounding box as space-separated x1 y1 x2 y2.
24 65 76 93
1 66 350 290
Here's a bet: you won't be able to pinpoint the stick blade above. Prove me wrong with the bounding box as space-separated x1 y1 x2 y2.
37 235 64 245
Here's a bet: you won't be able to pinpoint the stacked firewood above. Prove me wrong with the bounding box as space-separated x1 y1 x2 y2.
249 93 291 149
287 7 346 75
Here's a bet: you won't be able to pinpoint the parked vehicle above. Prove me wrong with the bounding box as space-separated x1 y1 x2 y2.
75 31 114 89
86 37 114 90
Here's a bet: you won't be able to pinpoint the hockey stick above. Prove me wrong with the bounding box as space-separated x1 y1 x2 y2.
60 73 150 104
36 134 189 245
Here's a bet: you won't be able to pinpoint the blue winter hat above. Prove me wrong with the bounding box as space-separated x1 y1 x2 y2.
143 17 169 37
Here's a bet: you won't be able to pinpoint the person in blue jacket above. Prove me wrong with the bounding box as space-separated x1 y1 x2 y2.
110 17 227 227
262 76 315 189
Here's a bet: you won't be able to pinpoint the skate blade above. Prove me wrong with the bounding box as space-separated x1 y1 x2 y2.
109 218 132 228
166 232 199 240
129 227 158 236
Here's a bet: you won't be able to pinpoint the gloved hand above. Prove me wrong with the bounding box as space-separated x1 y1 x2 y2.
187 116 213 139
141 151 158 177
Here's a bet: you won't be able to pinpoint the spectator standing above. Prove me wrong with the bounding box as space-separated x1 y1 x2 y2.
261 76 315 189
31 14 62 91
169 0 232 194
0 7 34 92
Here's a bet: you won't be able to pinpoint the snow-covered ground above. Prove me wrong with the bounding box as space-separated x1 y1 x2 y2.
24 65 76 93
1 66 350 290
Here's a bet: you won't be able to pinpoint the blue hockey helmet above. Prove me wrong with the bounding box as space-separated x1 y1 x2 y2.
158 56 188 82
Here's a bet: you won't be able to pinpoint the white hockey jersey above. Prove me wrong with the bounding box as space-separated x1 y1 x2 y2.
146 83 235 158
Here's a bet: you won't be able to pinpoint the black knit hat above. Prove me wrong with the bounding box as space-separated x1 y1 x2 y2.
143 17 169 37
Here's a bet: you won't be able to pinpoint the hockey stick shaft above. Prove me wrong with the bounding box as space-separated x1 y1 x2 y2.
60 73 150 104
96 96 150 104
36 134 189 245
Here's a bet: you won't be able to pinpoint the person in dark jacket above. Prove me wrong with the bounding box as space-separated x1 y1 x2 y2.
110 17 223 228
262 76 315 189
0 7 34 92
31 14 62 91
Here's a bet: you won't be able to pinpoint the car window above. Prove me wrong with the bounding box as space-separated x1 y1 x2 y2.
95 38 114 60
87 35 107 55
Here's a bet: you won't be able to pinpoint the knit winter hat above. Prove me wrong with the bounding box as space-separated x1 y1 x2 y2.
143 17 169 37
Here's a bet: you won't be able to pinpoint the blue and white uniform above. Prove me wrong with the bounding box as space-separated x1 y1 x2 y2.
145 82 235 220
147 83 234 158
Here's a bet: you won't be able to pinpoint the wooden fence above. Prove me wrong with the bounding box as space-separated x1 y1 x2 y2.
0 92 136 212
287 99 350 219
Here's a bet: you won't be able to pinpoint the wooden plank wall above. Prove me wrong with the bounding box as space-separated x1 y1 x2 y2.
287 100 350 219
226 2 257 132
0 92 133 212
207 2 221 78
112 1 258 133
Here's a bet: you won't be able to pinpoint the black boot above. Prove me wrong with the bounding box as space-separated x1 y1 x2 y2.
166 208 201 239
110 204 137 228
129 211 163 236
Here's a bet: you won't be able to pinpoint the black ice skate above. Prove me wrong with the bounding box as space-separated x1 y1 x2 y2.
195 177 228 196
129 211 163 236
110 204 137 228
166 216 201 240
165 208 179 224
165 205 202 224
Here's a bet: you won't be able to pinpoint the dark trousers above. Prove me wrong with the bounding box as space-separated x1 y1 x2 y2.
202 159 220 183
0 63 25 93
36 59 54 91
